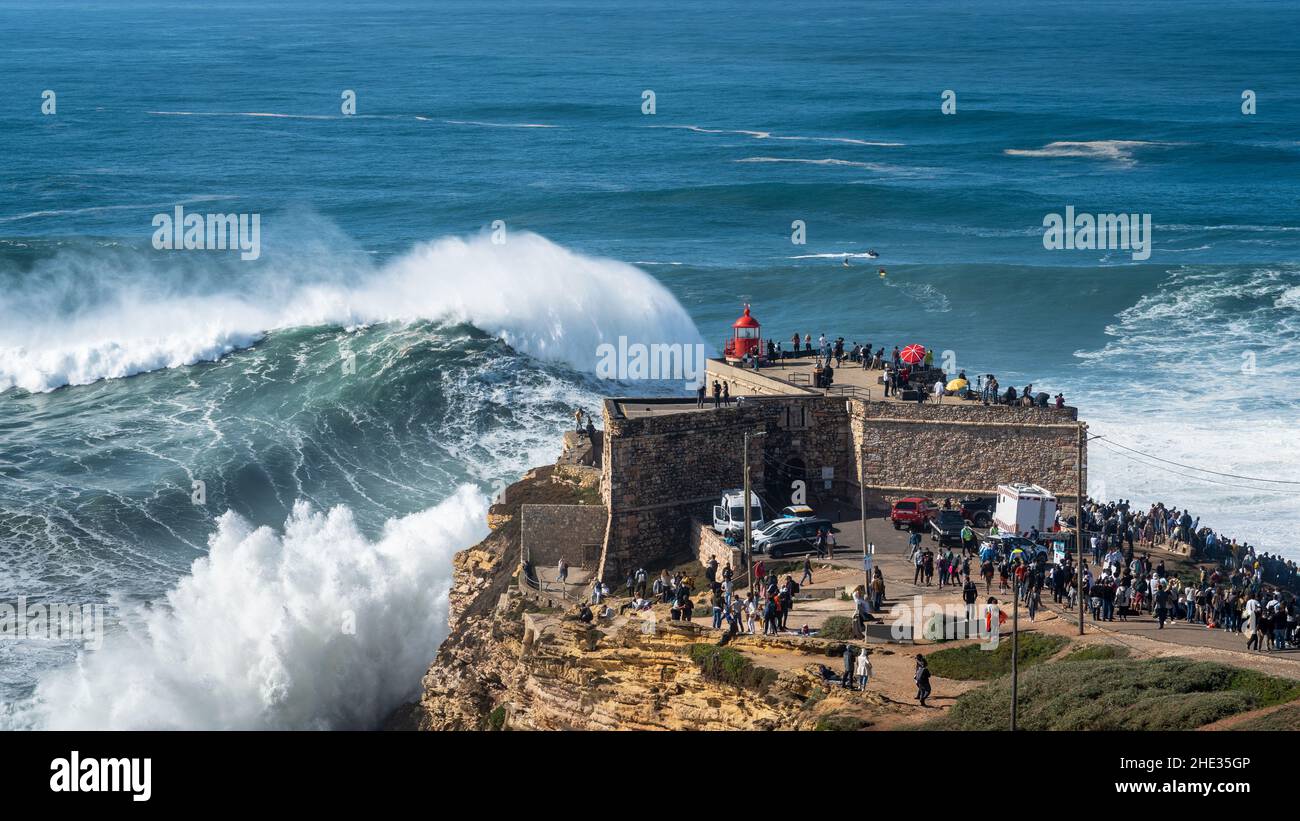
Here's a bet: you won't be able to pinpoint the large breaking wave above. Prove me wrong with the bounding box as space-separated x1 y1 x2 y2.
0 230 703 393
8 487 487 730
1 230 703 729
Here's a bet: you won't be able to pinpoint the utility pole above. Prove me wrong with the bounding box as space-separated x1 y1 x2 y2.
743 430 766 592
1077 421 1087 636
859 455 870 592
1011 572 1020 731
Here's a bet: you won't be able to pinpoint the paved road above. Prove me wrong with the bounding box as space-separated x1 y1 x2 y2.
1040 595 1300 657
785 511 1300 662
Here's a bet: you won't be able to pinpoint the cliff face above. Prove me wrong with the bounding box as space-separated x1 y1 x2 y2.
415 593 884 731
401 467 887 732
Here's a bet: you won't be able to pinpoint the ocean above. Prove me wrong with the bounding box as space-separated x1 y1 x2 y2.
1 0 1297 728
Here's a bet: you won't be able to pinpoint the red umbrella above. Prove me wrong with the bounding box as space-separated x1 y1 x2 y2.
900 344 926 365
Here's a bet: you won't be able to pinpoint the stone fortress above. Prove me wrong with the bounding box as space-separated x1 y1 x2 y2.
521 310 1086 586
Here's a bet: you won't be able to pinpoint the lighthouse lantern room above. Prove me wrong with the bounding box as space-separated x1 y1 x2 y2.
723 304 762 364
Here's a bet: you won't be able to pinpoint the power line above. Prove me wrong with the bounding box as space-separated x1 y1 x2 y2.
1091 439 1296 495
1093 435 1300 486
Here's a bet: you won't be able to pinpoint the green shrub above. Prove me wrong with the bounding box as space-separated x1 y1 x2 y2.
686 643 780 692
815 713 869 731
925 632 1067 681
803 686 827 710
938 657 1300 731
486 705 507 731
1063 644 1129 662
819 616 858 641
1230 701 1300 731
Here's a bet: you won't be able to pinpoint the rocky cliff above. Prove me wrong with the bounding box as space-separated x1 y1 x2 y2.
394 466 889 732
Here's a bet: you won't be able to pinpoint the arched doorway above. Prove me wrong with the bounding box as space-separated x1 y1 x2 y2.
766 455 806 510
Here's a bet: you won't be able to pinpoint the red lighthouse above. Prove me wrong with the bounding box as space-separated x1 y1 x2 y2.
723 304 762 364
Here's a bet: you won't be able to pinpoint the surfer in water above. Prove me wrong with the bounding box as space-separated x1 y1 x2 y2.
842 256 851 267
878 268 887 278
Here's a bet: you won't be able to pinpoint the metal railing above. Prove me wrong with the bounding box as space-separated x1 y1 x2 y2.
519 564 579 603
826 385 871 400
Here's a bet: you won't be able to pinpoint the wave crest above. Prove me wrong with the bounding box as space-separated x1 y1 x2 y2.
0 231 703 392
8 485 487 730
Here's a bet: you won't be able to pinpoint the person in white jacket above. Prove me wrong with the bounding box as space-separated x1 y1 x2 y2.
854 647 872 690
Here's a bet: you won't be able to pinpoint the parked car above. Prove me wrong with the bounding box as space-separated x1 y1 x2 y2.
930 510 966 546
762 518 836 559
982 533 1047 563
890 497 938 530
751 517 800 549
958 497 996 528
779 505 815 519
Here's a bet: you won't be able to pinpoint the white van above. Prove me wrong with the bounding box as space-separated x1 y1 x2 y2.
713 489 765 535
992 483 1058 537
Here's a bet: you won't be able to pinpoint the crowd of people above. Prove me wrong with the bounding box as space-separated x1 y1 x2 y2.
1008 496 1300 650
1078 498 1298 592
552 485 1295 720
761 332 1067 409
617 556 814 636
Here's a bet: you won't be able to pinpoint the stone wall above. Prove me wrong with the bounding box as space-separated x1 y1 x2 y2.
760 396 856 505
597 394 1086 580
706 359 819 398
598 399 767 580
852 400 1085 516
689 520 743 574
520 504 608 569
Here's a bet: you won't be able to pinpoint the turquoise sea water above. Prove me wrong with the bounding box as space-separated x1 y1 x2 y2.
1 0 1297 727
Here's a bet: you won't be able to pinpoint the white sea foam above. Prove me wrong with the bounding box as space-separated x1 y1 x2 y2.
1004 140 1163 164
1074 265 1300 555
443 119 557 129
788 252 879 259
1157 223 1300 233
0 196 238 224
0 231 704 393
654 124 903 147
737 156 877 169
881 278 951 313
5 485 487 730
148 110 339 120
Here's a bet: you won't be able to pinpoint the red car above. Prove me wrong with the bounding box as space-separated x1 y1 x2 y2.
891 497 939 530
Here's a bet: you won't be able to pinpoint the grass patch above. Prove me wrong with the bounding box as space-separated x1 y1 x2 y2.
574 485 602 506
819 616 859 641
933 657 1300 731
686 643 780 692
1062 644 1129 662
925 632 1068 681
814 713 870 731
1229 701 1300 731
803 686 827 710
